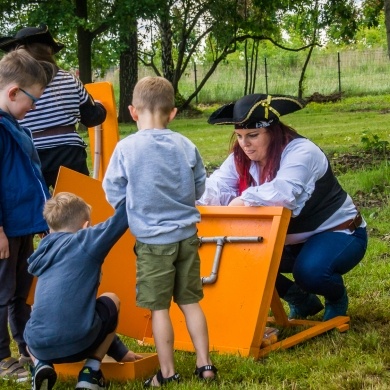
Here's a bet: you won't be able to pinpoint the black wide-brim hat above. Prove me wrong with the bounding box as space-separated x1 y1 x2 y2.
208 94 306 129
0 24 65 53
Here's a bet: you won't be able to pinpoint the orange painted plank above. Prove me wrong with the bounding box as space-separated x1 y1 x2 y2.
143 206 291 357
257 316 350 358
85 82 119 181
55 354 158 381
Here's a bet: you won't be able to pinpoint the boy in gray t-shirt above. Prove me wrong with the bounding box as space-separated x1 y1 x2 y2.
103 76 217 386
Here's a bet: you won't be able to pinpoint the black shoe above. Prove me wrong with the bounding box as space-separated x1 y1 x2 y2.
194 365 218 381
284 283 324 319
323 289 349 320
144 370 180 387
75 366 106 390
31 361 57 390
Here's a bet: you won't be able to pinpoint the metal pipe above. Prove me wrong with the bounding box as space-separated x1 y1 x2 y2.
200 236 263 284
93 124 102 179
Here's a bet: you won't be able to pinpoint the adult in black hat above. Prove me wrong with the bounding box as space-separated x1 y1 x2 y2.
198 93 367 321
0 24 105 189
0 25 64 54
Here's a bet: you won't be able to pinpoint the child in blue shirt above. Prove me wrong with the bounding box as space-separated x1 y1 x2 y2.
24 192 142 390
0 48 55 383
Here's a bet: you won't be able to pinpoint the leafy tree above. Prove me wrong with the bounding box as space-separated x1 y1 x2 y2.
0 0 120 82
278 0 360 97
138 0 319 109
0 0 144 121
359 0 390 58
0 0 367 116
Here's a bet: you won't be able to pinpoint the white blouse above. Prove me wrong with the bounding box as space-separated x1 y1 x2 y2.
197 138 363 244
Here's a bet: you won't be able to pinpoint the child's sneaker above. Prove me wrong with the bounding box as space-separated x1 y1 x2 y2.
31 361 57 390
76 366 106 390
0 357 29 382
19 354 33 366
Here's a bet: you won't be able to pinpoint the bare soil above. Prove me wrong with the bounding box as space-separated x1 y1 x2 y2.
329 150 390 243
329 150 390 210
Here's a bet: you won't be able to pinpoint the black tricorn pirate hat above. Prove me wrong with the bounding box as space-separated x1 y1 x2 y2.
0 24 65 54
208 94 306 129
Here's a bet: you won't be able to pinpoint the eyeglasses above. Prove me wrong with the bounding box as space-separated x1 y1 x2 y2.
19 88 39 106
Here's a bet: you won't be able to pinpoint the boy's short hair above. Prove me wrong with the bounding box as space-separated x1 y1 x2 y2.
43 192 91 232
0 48 55 89
132 76 175 115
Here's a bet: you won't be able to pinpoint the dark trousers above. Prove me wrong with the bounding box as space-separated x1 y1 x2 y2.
38 145 89 189
0 235 34 360
276 227 368 302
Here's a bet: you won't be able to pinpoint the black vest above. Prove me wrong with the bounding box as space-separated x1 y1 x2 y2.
287 160 347 234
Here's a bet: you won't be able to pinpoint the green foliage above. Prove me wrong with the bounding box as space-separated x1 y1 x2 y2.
355 11 387 49
361 0 385 28
361 131 389 154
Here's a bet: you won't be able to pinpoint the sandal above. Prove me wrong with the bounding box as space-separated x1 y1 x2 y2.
194 365 218 381
144 369 180 387
0 357 29 383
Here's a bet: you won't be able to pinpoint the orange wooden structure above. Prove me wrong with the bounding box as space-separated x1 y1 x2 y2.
54 168 350 366
142 205 291 357
54 355 157 381
85 82 120 181
30 81 351 380
142 206 350 358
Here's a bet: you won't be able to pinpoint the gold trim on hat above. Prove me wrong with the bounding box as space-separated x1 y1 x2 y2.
211 95 305 125
239 95 304 124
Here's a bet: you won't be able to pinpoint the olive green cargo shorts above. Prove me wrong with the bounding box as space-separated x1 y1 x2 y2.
135 233 204 310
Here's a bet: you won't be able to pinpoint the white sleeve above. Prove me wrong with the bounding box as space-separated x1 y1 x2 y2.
241 139 328 216
196 154 239 206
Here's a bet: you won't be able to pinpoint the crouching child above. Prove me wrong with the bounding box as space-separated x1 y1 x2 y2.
24 192 142 390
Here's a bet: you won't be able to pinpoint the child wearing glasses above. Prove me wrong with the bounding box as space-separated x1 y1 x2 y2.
0 25 107 190
0 48 55 383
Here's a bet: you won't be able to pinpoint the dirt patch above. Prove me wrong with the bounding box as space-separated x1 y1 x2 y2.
306 91 343 103
328 150 389 176
328 150 390 211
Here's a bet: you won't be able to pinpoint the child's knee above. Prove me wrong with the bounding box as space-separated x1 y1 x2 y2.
100 292 120 309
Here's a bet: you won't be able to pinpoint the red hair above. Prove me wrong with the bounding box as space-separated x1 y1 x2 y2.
230 122 299 195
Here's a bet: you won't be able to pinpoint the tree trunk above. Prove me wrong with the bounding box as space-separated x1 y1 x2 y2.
118 18 138 123
158 10 175 87
298 1 319 98
244 39 249 95
75 0 93 84
384 0 390 59
251 41 259 94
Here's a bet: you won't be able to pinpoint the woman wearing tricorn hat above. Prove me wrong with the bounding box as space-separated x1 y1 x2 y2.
0 24 106 189
198 94 367 321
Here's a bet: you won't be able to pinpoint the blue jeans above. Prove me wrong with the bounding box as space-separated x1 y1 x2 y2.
276 227 367 302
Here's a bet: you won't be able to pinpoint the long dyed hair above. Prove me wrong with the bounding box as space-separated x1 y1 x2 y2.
230 121 300 195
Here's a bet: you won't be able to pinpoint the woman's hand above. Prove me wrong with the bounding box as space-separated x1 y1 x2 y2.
228 197 245 206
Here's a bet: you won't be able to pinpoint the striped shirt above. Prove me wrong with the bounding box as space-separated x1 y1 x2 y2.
19 69 89 150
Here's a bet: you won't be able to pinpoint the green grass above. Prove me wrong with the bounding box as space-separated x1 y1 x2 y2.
8 94 390 389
